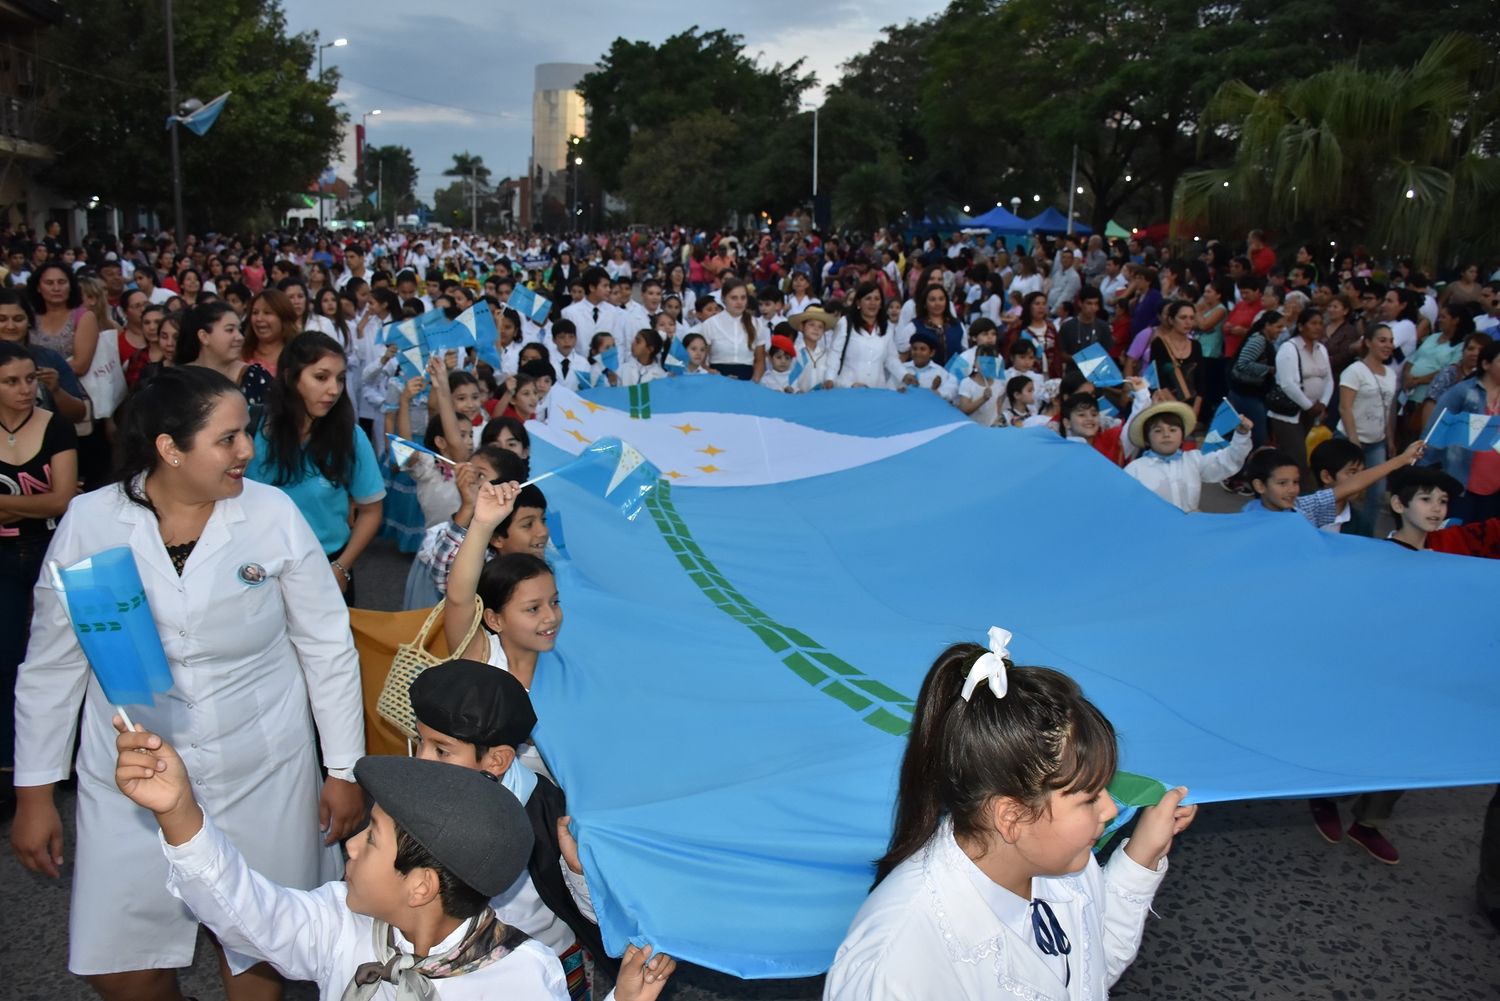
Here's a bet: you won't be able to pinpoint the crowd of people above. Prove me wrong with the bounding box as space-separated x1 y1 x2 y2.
2 216 1499 1000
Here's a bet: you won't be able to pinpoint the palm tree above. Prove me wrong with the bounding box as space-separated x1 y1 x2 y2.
443 153 492 229
1175 33 1500 264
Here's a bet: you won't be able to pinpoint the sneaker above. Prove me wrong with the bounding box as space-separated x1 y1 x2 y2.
1347 823 1400 864
1309 798 1343 844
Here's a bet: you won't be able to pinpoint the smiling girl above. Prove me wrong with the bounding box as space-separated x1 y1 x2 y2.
246 332 384 603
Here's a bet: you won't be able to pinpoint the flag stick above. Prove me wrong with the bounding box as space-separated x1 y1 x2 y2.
519 470 557 488
47 561 137 731
1419 407 1448 448
1221 397 1241 421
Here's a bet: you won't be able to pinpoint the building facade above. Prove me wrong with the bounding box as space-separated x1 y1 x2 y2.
529 62 593 230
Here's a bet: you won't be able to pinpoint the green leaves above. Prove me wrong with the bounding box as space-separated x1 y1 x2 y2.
40 0 341 231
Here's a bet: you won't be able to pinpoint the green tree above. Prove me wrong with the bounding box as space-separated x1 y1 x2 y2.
363 145 418 213
577 27 813 198
619 112 739 227
833 159 908 233
39 0 341 231
443 152 491 185
917 0 1500 231
1176 33 1500 263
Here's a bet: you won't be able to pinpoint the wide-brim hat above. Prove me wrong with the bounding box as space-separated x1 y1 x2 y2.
789 307 839 332
1129 400 1196 449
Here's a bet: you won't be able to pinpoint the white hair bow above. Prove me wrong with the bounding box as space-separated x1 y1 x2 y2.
960 627 1013 703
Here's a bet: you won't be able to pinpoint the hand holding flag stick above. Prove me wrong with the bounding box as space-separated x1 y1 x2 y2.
1420 407 1448 448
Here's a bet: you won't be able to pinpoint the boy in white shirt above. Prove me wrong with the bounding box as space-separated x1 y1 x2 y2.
1005 339 1050 414
898 330 957 401
110 722 674 1001
543 319 589 391
760 333 798 392
1123 401 1253 512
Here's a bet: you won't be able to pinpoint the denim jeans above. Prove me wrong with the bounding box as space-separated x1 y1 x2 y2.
1348 440 1388 537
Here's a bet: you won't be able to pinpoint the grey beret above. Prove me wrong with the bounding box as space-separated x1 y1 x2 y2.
354 756 534 897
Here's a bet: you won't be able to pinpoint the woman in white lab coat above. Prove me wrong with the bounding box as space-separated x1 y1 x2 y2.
824 630 1197 1001
10 366 367 1001
826 282 904 389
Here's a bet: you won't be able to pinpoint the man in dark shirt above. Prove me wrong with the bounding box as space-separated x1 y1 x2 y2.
1059 286 1112 376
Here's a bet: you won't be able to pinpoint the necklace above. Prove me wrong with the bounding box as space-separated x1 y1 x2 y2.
0 406 34 446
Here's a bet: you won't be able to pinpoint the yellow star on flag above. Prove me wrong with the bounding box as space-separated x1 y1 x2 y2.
566 429 592 444
582 400 605 413
696 464 721 474
697 444 724 457
563 409 580 422
665 470 684 480
672 422 702 435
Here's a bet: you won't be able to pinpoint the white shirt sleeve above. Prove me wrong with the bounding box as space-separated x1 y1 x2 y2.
1274 341 1315 411
163 812 352 984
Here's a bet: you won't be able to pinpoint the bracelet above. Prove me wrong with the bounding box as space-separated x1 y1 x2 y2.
330 560 352 582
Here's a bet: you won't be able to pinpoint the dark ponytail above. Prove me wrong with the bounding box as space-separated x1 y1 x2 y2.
873 642 1118 885
113 366 242 510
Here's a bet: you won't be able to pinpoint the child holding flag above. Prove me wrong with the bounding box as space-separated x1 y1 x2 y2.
956 346 1003 426
825 628 1196 999
1061 377 1153 466
110 722 675 1000
1123 401 1253 512
618 330 669 386
1241 441 1425 528
789 306 837 391
897 330 956 401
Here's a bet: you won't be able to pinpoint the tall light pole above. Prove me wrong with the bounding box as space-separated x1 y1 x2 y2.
164 0 184 246
361 108 380 194
801 102 820 226
1065 144 1078 236
317 36 347 79
571 155 582 224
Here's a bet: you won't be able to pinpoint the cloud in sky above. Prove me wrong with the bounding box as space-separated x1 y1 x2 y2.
281 0 942 202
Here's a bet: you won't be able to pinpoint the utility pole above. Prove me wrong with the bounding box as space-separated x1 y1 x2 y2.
164 0 184 245
1066 144 1078 237
378 160 384 228
470 167 477 231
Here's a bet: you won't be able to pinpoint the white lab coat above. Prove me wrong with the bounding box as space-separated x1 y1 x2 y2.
1123 430 1252 513
824 819 1166 1001
14 480 365 974
163 812 574 999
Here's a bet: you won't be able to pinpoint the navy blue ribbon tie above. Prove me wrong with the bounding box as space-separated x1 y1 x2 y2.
1030 899 1072 987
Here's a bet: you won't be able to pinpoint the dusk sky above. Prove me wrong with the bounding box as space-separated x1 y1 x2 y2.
280 1 944 202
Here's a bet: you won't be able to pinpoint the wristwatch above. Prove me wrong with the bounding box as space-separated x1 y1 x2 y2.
327 766 357 784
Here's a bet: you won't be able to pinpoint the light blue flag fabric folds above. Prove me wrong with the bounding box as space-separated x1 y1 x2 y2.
599 345 620 373
944 352 971 380
507 285 553 326
54 548 174 706
978 355 1000 381
1425 410 1500 451
532 436 659 521
1071 343 1124 387
523 379 1500 979
1097 395 1120 419
1143 359 1160 390
665 336 691 370
1201 399 1241 453
165 91 230 136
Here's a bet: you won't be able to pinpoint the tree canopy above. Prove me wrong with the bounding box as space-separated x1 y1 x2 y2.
39 0 342 231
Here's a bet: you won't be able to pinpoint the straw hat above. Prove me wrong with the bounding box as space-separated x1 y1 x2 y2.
1128 400 1196 449
789 306 839 332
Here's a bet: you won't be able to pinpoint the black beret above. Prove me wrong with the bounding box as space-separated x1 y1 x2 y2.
409 660 536 749
354 755 533 897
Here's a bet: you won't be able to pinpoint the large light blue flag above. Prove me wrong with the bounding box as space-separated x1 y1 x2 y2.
1200 399 1241 454
52 548 174 707
1071 342 1124 386
1424 409 1500 451
166 91 230 136
520 381 1500 978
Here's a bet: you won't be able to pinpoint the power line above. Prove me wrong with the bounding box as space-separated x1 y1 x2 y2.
341 76 526 121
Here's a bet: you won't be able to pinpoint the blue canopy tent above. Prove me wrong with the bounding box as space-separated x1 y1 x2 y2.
1025 206 1091 235
964 205 1029 233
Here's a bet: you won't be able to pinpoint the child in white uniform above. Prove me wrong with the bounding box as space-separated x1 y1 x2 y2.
825 628 1197 1001
1123 401 1254 512
896 330 957 401
760 334 799 392
956 346 1003 426
617 330 670 386
112 724 674 1001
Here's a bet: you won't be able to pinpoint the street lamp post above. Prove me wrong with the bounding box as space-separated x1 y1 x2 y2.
164 0 184 246
317 36 347 79
571 156 583 224
361 109 380 212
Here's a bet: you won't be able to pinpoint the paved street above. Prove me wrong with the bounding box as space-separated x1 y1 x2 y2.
6 487 1497 999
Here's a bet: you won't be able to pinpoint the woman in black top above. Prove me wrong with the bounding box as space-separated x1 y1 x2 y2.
0 340 78 814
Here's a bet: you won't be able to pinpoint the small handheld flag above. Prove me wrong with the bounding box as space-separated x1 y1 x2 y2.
945 352 972 380
1200 399 1241 454
506 285 553 326
522 436 661 521
1071 343 1124 387
787 347 813 386
386 433 457 469
1097 395 1120 419
50 548 175 729
599 345 620 373
1422 408 1500 452
1142 359 1160 391
665 336 690 370
978 355 1000 381
166 92 230 136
